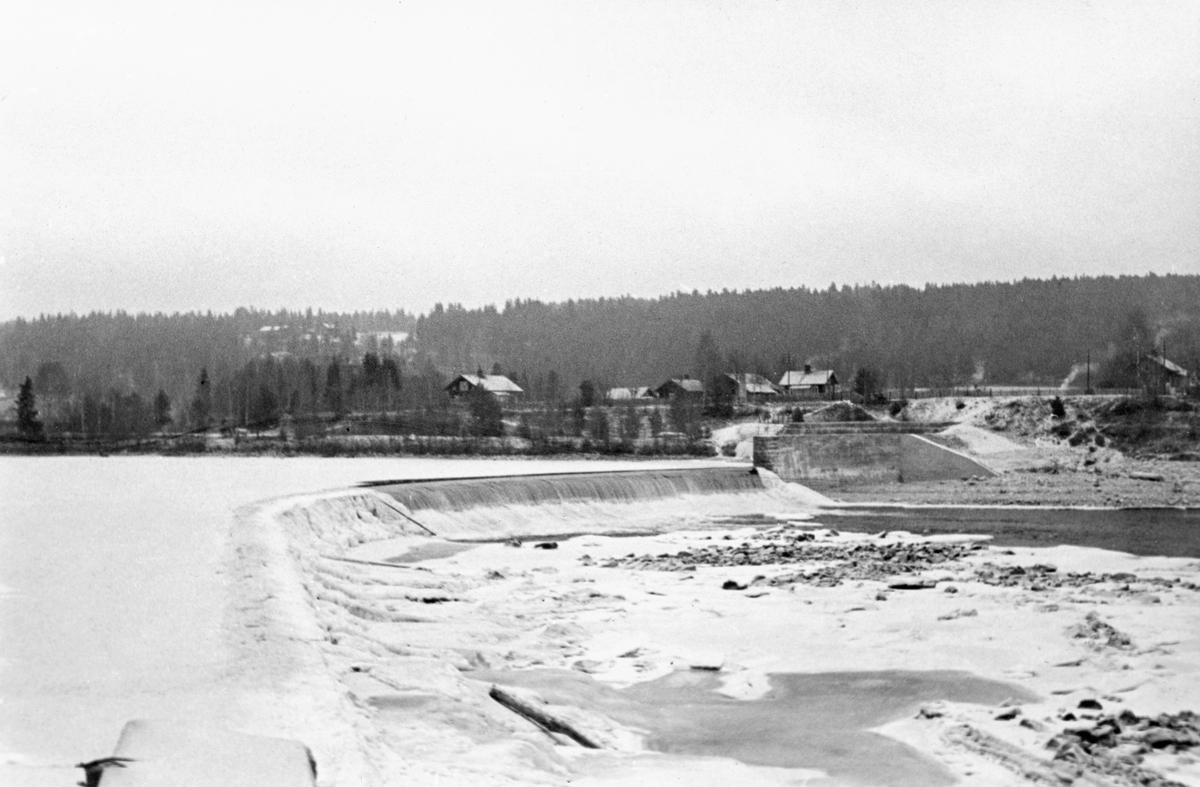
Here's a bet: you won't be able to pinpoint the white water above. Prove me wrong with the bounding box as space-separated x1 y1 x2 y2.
375 467 764 512
366 467 830 540
0 455 734 786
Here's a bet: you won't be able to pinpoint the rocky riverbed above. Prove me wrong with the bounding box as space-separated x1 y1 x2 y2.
255 488 1200 787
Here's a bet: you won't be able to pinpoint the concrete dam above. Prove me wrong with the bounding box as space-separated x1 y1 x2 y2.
355 466 826 541
364 466 763 512
753 422 995 485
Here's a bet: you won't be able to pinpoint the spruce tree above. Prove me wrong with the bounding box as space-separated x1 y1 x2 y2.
16 376 45 441
467 387 503 437
190 368 212 429
325 359 344 415
154 389 173 430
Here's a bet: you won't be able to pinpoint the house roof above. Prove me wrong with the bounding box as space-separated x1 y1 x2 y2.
448 374 524 393
607 386 654 400
779 369 837 387
725 373 778 395
1147 355 1188 377
664 378 704 392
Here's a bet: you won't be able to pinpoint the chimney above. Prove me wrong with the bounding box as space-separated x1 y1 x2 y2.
804 364 812 374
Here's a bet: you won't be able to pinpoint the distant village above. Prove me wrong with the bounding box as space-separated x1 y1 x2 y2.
444 365 841 404
0 309 1193 451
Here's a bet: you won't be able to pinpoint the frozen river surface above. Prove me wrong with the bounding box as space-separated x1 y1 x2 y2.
0 455 722 786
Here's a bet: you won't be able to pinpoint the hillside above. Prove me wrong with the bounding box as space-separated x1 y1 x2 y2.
2 274 1198 440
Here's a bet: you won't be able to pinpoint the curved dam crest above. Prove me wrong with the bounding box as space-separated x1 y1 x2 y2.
359 466 829 541
367 467 763 511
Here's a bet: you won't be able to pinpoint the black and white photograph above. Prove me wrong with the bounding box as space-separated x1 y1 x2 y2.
2 1 1199 785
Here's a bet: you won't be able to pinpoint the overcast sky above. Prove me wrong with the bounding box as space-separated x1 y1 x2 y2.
2 0 1197 319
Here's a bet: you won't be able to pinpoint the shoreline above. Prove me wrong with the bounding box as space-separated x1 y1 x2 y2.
814 451 1200 510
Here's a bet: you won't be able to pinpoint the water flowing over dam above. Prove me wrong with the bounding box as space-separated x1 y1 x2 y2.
366 467 763 511
358 466 826 541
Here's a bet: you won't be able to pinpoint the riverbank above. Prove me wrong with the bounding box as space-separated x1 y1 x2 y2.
757 401 1196 508
819 437 1200 508
821 466 1200 507
0 432 718 458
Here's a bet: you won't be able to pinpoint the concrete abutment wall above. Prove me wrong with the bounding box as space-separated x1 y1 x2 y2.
753 428 994 485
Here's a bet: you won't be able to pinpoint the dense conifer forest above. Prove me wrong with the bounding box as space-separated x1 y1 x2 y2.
1 274 1198 439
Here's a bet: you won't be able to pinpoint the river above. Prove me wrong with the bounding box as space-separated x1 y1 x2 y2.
815 505 1200 557
0 456 723 787
3 456 1195 786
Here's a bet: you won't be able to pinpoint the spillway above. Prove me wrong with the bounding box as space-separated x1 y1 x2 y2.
366 466 763 511
355 466 827 541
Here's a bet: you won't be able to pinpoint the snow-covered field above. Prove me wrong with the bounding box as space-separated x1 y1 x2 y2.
0 456 727 787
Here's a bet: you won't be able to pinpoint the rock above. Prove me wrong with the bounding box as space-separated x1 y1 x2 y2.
467 650 501 669
534 542 559 550
680 650 725 671
542 622 587 642
1069 612 1133 649
1129 472 1165 482
995 707 1022 721
722 580 747 590
888 579 937 590
1143 729 1182 749
571 659 610 674
1078 699 1103 711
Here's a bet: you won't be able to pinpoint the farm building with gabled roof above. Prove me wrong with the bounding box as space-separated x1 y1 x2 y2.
606 386 655 401
779 365 838 397
1146 354 1189 394
713 372 779 402
654 378 705 399
445 374 524 398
